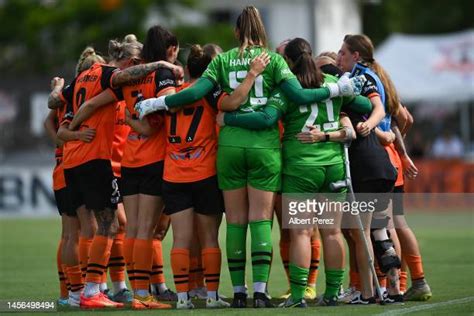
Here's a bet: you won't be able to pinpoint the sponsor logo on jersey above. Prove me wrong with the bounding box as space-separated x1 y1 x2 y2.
159 79 175 87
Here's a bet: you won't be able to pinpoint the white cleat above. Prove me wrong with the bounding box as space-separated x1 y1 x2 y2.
176 298 194 309
189 287 207 299
67 295 80 307
338 287 360 303
206 297 230 308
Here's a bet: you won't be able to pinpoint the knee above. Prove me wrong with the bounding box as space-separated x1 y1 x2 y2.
321 228 342 240
290 228 313 239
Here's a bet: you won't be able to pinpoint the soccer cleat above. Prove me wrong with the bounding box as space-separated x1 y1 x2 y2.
338 287 360 303
67 295 80 307
110 288 133 303
383 293 404 305
132 294 172 309
57 298 69 307
189 287 207 299
231 292 248 308
80 292 124 309
348 292 376 305
317 295 338 306
176 298 194 309
304 286 317 300
253 292 274 308
155 289 178 301
206 297 231 308
278 296 307 308
279 288 291 299
404 281 432 301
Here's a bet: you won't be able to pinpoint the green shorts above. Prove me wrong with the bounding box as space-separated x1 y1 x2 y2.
282 163 346 194
217 146 281 192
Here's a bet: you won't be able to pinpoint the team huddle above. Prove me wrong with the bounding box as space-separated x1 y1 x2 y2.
45 5 432 310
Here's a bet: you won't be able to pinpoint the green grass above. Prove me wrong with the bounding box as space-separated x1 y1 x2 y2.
0 212 473 315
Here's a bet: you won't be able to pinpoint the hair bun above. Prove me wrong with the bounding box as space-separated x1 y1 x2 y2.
189 44 204 58
124 34 138 43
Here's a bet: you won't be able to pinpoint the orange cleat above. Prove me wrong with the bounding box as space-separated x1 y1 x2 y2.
80 292 124 309
132 294 172 309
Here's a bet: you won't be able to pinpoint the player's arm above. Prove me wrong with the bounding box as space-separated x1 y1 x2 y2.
124 108 158 136
296 114 356 143
44 109 64 147
396 105 413 136
110 60 183 88
57 122 96 143
342 95 373 114
219 52 270 112
374 127 396 145
356 94 385 137
392 120 418 179
48 77 66 109
69 89 118 131
219 105 282 130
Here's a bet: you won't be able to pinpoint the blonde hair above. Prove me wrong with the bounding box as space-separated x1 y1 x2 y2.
235 6 268 56
344 34 400 115
75 47 105 76
108 34 143 62
317 51 338 61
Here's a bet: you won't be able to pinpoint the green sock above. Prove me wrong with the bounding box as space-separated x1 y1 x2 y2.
324 269 345 300
249 220 273 284
289 263 309 302
226 223 247 287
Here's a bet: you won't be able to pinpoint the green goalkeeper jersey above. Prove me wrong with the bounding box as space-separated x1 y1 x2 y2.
202 46 296 148
268 74 346 170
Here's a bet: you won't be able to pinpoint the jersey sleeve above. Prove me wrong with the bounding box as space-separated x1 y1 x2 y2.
206 84 228 111
266 88 289 115
154 68 177 96
101 65 123 100
201 55 221 85
60 78 76 105
362 73 380 98
61 102 75 125
272 53 296 85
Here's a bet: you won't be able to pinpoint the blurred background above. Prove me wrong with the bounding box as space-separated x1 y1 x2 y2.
0 0 473 215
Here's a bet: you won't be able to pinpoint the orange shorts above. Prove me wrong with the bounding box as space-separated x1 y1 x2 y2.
385 143 404 187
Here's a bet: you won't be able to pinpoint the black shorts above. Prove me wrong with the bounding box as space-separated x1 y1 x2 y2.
392 185 405 215
353 179 394 213
64 159 119 212
121 161 164 197
162 175 224 216
54 187 76 217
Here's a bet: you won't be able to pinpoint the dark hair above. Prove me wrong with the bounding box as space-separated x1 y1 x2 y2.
235 6 268 55
284 38 323 88
187 44 222 78
141 25 178 62
344 34 399 115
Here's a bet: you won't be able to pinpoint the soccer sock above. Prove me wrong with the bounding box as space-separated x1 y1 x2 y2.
250 220 272 292
79 237 93 280
57 241 69 299
279 240 290 284
61 264 71 295
123 237 135 290
189 254 199 290
151 239 166 289
133 239 153 293
400 269 408 293
289 263 309 302
226 223 247 292
202 247 221 297
67 265 84 295
405 254 425 282
84 235 113 297
324 269 345 300
171 248 190 295
350 269 361 291
375 264 387 289
108 232 126 286
308 239 321 287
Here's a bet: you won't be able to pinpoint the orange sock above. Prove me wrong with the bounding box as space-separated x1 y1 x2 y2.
133 239 153 291
67 264 84 293
350 269 361 291
79 237 93 280
109 232 126 283
124 238 135 289
308 239 321 286
189 255 198 290
171 248 190 293
279 240 290 284
85 235 113 284
202 248 221 291
400 270 408 293
375 265 387 288
61 264 71 294
405 254 425 281
151 239 165 285
57 240 69 298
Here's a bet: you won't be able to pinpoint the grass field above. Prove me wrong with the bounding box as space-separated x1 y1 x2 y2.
1 212 473 315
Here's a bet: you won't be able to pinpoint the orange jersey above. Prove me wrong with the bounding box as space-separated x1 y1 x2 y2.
385 143 404 187
53 106 67 191
111 101 130 177
60 63 121 169
121 68 176 168
163 82 226 183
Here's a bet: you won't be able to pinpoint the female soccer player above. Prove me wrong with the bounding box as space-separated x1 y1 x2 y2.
336 34 403 304
135 6 365 308
217 38 371 307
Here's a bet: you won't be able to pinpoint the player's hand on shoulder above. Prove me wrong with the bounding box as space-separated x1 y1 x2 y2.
250 52 271 77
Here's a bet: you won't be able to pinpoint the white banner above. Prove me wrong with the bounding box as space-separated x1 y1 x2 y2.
0 165 57 217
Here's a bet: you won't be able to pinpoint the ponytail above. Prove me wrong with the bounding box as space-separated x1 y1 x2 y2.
236 6 268 56
284 38 323 88
75 46 105 76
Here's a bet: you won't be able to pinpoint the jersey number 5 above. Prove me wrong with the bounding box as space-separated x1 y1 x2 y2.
229 71 267 106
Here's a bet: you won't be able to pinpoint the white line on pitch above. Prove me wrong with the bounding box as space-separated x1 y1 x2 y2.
375 296 474 315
